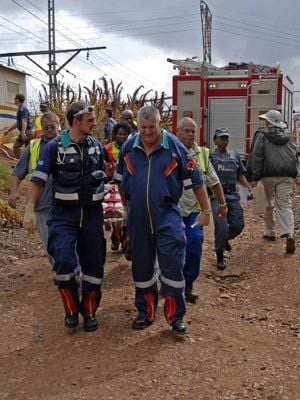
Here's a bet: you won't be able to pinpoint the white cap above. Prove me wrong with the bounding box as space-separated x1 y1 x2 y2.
258 110 287 128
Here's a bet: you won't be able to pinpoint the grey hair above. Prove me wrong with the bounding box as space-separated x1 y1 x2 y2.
177 117 197 130
122 109 134 117
137 105 161 123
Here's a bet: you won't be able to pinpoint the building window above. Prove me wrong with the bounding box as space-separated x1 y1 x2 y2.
6 81 20 103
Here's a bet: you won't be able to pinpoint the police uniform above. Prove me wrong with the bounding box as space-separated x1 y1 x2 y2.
31 129 106 322
210 149 246 254
115 131 204 326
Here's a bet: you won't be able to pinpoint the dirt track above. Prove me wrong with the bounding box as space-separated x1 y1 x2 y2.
0 162 299 400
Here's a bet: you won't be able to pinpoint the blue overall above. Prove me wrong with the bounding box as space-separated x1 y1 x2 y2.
31 130 106 317
115 131 204 325
182 213 204 285
210 150 246 253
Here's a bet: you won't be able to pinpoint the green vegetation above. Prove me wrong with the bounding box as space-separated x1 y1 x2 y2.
0 163 10 192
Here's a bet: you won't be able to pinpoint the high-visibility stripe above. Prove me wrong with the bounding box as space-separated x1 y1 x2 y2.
88 147 96 154
160 274 185 288
58 146 77 154
92 192 104 201
82 274 102 285
183 178 192 188
54 192 79 200
114 172 122 181
32 170 48 181
54 273 74 281
134 273 157 289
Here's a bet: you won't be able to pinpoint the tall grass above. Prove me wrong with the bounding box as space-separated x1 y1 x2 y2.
0 163 10 192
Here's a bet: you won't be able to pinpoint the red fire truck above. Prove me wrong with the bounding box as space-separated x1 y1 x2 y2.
168 58 293 158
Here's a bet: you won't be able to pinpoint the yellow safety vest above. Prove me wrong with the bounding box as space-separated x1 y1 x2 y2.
194 145 210 175
28 138 42 179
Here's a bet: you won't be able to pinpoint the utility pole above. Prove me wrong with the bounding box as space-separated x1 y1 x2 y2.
48 0 57 104
0 0 106 105
200 1 212 64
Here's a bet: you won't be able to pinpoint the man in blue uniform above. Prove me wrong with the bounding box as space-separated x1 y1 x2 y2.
115 105 211 337
26 102 106 332
210 128 253 270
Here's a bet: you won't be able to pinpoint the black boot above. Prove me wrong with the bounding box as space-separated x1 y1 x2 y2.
172 319 188 337
185 282 198 304
81 290 101 332
216 251 227 270
132 316 152 330
64 313 79 329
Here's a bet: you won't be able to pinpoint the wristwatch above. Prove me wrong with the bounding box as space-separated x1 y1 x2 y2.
218 203 227 208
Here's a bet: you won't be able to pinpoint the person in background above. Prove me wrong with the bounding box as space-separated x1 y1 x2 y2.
247 110 298 254
25 102 106 332
210 128 253 270
103 108 116 143
103 122 131 252
34 101 50 139
115 105 211 337
3 93 33 158
177 117 227 303
121 109 137 134
9 112 60 268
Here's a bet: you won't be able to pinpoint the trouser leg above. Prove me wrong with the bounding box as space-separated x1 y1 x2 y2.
35 208 54 269
13 134 23 159
211 198 228 253
262 178 276 236
77 207 106 318
274 177 295 236
227 199 245 240
182 213 204 284
156 210 186 325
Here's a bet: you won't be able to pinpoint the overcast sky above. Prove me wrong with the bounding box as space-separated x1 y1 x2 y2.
1 0 300 108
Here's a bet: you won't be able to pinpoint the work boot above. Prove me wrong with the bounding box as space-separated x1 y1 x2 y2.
263 234 276 241
216 251 227 270
172 319 188 337
132 316 152 330
225 240 232 252
185 282 198 304
64 313 79 329
286 234 296 254
83 316 98 332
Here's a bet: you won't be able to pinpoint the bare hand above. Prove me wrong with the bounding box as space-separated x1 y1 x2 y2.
251 181 258 188
218 206 228 217
8 192 19 209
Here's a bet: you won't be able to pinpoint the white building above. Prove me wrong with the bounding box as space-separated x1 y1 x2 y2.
0 64 28 131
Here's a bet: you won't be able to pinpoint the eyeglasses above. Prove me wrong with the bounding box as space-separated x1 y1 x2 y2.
42 124 58 130
73 106 94 117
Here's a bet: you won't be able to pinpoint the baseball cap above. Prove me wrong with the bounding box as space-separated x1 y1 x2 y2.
214 128 230 138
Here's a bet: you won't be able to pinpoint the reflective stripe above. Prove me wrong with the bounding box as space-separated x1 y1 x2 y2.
92 192 104 201
32 170 48 181
114 172 122 181
183 178 192 188
135 273 157 289
160 274 185 288
54 273 74 281
82 274 102 285
54 192 79 200
88 147 96 155
58 146 77 154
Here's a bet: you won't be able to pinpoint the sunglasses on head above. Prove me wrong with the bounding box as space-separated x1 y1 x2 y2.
73 106 94 117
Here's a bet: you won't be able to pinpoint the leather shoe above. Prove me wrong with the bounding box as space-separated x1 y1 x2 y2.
64 313 79 329
83 316 98 332
132 316 152 330
185 284 198 304
286 234 296 254
172 320 188 337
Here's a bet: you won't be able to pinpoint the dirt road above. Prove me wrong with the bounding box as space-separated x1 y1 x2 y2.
0 179 299 400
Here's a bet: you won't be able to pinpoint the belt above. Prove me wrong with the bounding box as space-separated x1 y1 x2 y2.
222 185 236 194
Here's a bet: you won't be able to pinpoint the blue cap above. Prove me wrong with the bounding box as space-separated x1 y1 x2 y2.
214 128 229 137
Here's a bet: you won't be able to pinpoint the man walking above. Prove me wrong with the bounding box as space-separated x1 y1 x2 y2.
177 117 227 303
26 102 106 332
247 110 298 253
115 106 211 337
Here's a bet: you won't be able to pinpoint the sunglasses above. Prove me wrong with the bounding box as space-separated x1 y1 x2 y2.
73 106 94 117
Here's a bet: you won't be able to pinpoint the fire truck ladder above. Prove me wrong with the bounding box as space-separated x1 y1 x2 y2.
166 58 203 74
